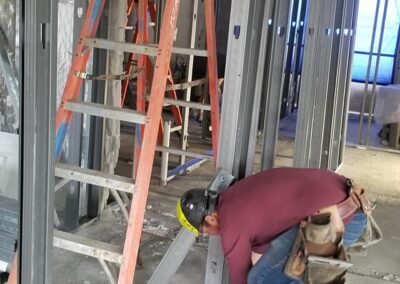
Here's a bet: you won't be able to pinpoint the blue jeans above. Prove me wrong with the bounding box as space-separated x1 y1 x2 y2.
247 211 368 284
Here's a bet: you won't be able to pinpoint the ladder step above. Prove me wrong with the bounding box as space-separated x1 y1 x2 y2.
161 97 211 111
55 163 135 193
64 100 148 124
84 37 208 57
155 146 213 160
53 230 123 264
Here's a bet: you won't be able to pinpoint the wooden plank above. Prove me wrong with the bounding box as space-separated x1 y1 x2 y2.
55 163 135 193
84 37 208 57
53 230 123 264
64 100 148 124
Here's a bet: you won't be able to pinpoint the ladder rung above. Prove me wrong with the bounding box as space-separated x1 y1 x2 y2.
55 163 136 193
84 38 208 57
161 97 211 111
155 146 213 160
53 230 123 264
64 100 148 124
170 125 182 133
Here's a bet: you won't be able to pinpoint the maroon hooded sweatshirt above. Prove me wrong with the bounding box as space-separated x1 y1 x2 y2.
217 167 348 284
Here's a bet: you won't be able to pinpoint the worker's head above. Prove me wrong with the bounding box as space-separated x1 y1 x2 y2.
176 188 219 237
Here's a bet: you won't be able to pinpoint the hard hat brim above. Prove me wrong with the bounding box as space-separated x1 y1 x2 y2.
176 199 199 237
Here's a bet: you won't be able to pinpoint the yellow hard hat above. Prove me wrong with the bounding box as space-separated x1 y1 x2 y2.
176 188 210 237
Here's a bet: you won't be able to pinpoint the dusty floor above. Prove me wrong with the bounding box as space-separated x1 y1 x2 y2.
53 125 400 283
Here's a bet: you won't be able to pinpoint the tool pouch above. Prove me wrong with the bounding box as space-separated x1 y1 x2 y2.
284 213 352 284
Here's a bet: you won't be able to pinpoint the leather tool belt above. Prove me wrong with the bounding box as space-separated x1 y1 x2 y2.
337 179 375 221
284 213 350 284
284 179 379 284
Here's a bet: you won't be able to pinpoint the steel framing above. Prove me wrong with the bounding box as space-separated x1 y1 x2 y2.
339 0 360 162
260 0 292 170
354 0 399 151
216 0 255 176
364 0 389 146
327 0 357 170
244 0 276 176
14 0 369 283
294 0 322 167
356 0 381 145
207 0 281 282
20 0 57 283
292 0 360 169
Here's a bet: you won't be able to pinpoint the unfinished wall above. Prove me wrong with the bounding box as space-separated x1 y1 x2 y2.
0 0 17 133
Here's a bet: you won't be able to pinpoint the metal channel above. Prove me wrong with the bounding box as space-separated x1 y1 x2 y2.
339 0 360 164
290 0 308 112
293 0 323 167
320 0 345 169
20 0 57 283
280 0 300 118
328 0 355 170
216 0 253 175
207 0 256 281
229 0 267 178
307 0 338 168
148 229 196 284
244 0 276 176
148 170 235 284
365 0 389 146
260 0 292 170
356 0 381 144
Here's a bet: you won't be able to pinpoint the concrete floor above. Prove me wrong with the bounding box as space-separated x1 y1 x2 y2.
53 126 400 283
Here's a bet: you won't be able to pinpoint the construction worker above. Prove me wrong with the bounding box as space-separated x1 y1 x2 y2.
176 167 372 284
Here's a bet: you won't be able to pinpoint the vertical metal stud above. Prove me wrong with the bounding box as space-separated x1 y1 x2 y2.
293 0 322 167
20 0 57 282
320 0 345 169
260 0 292 170
365 0 389 146
328 0 356 170
339 0 360 164
356 0 381 144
